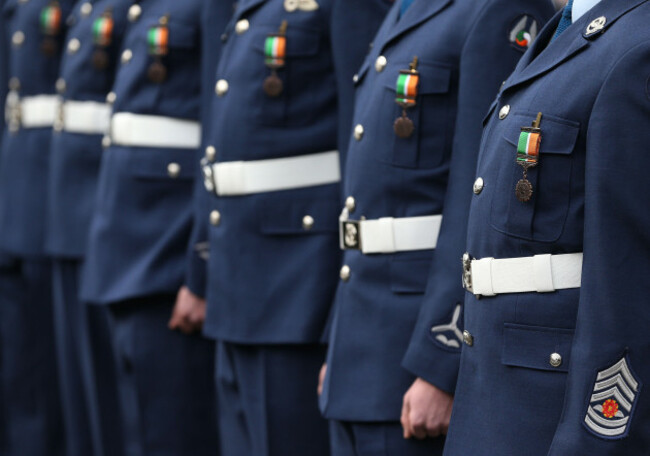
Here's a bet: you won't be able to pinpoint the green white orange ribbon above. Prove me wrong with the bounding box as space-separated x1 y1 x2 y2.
517 129 541 164
93 15 114 47
147 26 169 56
264 35 286 67
395 71 419 108
40 2 62 36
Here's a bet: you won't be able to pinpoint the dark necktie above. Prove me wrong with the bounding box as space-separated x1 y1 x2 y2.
552 0 574 41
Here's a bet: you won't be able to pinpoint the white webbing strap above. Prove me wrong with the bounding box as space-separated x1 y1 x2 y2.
470 253 583 296
339 208 442 254
110 112 201 149
212 150 340 196
19 95 60 128
61 100 111 135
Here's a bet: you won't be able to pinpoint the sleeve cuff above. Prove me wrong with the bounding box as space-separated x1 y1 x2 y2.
402 333 460 395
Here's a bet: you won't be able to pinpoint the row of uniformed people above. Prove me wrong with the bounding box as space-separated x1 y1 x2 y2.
3 0 650 455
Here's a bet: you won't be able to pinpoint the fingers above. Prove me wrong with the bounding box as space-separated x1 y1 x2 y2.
317 363 327 396
401 394 411 439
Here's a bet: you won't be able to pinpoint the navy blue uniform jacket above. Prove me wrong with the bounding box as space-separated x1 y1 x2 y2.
321 0 555 422
440 0 650 454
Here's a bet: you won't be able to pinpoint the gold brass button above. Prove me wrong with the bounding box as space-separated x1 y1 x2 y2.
121 49 132 64
340 265 351 281
345 196 356 213
128 4 142 22
55 78 66 94
375 55 387 72
235 19 249 34
463 330 474 347
215 79 229 96
80 2 92 17
302 215 314 231
210 210 221 226
12 31 25 47
353 124 364 141
499 104 510 120
550 353 563 368
205 145 216 161
167 162 181 179
473 177 484 195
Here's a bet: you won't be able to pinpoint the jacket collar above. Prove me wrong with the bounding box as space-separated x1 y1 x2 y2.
503 0 649 92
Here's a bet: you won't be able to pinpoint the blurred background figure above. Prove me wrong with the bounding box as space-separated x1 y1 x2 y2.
0 1 75 454
47 1 133 455
319 1 555 456
78 1 224 455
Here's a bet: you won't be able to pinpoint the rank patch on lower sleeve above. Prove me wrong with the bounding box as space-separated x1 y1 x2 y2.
509 15 538 51
430 304 463 349
584 356 641 439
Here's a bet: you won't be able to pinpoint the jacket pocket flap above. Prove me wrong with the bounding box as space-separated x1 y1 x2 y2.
260 198 339 234
502 323 574 372
503 113 580 155
253 26 320 57
382 62 451 95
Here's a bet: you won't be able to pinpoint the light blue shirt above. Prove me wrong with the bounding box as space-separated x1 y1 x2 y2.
572 0 601 22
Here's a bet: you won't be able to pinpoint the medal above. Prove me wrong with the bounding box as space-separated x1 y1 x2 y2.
147 16 169 83
515 112 542 202
263 21 287 97
92 9 114 69
393 57 419 139
40 2 62 56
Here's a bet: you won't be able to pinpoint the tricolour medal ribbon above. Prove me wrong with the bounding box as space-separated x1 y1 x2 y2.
514 112 542 202
93 14 114 47
40 2 62 36
147 24 169 56
395 71 419 108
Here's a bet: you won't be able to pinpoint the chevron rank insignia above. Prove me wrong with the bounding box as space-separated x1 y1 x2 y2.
584 356 641 439
509 15 538 51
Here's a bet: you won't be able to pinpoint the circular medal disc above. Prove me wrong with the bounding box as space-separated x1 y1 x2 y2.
263 74 283 97
147 61 167 84
515 179 533 202
92 50 109 70
41 38 58 57
393 116 414 138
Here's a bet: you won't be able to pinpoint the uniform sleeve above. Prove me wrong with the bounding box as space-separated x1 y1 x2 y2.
184 0 234 298
0 0 8 145
401 0 555 393
547 39 650 455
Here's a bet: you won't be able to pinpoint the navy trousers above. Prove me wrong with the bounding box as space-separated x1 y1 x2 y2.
52 259 124 456
215 342 330 456
0 257 64 456
108 297 218 456
329 420 445 456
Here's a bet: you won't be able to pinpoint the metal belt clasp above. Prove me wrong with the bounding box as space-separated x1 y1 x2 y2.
5 91 21 132
201 158 216 194
341 219 361 250
462 252 474 293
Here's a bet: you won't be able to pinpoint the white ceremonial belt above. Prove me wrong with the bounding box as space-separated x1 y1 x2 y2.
462 252 583 297
339 208 442 254
11 95 60 128
110 112 201 149
211 151 340 196
60 100 111 135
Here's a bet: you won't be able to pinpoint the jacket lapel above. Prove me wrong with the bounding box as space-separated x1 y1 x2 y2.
503 0 648 92
380 0 453 52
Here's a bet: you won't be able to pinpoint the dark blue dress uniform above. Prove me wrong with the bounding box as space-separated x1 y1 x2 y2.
183 0 236 300
319 0 555 454
200 0 378 454
48 1 131 455
79 1 219 454
435 0 650 454
0 0 74 454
